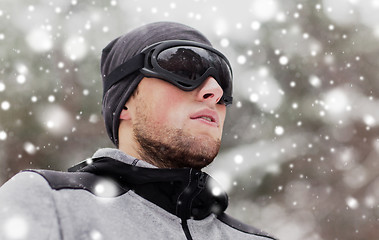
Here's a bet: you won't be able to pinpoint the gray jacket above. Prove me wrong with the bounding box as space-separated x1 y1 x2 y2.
0 148 276 240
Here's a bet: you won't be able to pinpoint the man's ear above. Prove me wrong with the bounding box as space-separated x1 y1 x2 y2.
119 106 131 120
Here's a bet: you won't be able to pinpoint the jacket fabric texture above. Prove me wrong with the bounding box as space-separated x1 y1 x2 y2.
0 148 276 240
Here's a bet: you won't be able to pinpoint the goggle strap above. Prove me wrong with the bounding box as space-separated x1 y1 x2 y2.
222 95 233 105
102 53 145 98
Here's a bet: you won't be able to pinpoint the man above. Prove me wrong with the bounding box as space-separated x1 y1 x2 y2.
0 22 276 240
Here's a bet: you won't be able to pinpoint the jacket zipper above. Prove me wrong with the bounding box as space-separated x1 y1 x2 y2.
180 171 207 240
181 219 193 240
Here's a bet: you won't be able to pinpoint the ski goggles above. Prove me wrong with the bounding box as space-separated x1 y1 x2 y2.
103 40 233 105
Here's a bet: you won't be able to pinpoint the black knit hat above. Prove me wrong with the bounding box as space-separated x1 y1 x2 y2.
101 22 212 146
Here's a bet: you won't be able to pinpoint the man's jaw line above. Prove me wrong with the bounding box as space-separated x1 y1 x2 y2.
132 127 221 169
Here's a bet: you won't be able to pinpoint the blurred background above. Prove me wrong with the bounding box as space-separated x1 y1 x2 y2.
0 0 378 239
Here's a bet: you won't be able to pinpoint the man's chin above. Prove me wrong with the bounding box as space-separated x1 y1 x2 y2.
135 129 221 169
177 137 221 169
188 128 221 141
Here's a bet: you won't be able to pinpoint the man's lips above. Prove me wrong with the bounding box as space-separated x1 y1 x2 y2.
190 109 219 127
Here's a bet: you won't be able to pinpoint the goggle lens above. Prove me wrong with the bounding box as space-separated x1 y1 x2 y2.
103 40 233 105
156 46 232 93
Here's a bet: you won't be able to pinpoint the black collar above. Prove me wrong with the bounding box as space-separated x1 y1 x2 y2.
71 157 229 220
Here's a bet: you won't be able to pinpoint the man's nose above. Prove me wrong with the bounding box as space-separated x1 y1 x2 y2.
196 77 224 105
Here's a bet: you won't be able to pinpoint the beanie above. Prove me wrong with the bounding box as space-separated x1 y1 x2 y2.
101 22 212 146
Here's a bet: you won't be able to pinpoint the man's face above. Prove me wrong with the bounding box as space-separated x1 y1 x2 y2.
125 76 226 169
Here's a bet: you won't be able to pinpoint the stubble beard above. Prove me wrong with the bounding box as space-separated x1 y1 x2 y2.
132 104 221 170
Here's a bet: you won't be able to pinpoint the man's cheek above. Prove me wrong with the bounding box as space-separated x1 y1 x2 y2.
149 108 178 129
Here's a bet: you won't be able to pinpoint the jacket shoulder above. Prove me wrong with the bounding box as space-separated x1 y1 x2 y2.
0 171 53 196
24 169 128 197
0 171 62 240
25 169 98 190
217 213 277 240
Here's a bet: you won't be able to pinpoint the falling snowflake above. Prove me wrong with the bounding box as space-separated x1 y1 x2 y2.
1 101 10 111
0 131 7 141
3 216 29 239
26 28 53 52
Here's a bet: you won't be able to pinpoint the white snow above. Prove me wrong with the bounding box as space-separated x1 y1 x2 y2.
2 215 29 239
309 75 321 88
324 88 350 115
211 187 222 196
363 115 375 126
251 21 261 31
90 230 103 240
0 82 5 92
94 179 119 197
48 95 55 102
279 56 289 65
346 196 359 209
211 171 232 192
275 126 284 136
16 75 26 84
26 28 53 52
250 0 278 22
37 105 72 135
237 55 247 65
57 62 64 68
64 36 88 61
220 38 229 48
0 131 7 141
234 154 244 164
1 101 10 111
24 142 37 155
